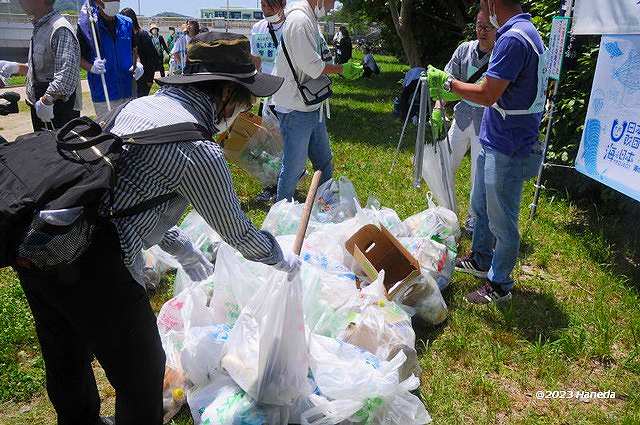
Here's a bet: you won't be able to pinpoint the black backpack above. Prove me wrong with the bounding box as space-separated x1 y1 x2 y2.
0 115 211 270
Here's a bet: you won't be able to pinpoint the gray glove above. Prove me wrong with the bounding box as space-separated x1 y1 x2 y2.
176 241 215 282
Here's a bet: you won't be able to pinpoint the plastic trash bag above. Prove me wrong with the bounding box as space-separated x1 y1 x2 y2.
188 373 289 425
181 324 231 387
262 200 307 236
221 264 309 406
421 137 456 212
312 177 360 224
161 330 187 424
390 274 447 326
210 244 273 327
302 334 431 425
357 197 404 234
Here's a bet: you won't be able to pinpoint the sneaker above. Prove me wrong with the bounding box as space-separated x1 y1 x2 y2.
455 254 489 279
465 282 512 305
99 417 115 425
254 186 277 203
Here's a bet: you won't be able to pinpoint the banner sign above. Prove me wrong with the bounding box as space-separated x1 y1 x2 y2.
573 0 640 35
575 35 640 201
548 16 571 81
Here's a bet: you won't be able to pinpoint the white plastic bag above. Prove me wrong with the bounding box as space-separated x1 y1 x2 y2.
262 200 306 236
210 243 273 326
188 373 288 425
181 324 231 387
302 334 431 425
312 177 360 223
421 138 456 212
221 266 309 406
391 274 448 326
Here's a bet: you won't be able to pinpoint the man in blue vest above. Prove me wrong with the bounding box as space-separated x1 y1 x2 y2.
78 0 142 121
428 0 546 305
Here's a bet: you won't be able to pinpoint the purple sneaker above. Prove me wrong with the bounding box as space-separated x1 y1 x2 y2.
455 254 489 279
465 282 512 305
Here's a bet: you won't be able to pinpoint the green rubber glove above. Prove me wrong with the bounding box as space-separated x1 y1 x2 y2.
431 109 444 140
427 65 462 102
427 65 449 94
342 61 364 81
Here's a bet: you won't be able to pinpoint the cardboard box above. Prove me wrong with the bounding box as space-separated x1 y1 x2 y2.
345 224 421 299
217 112 264 162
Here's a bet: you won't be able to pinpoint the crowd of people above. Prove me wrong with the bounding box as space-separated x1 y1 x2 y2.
0 0 546 423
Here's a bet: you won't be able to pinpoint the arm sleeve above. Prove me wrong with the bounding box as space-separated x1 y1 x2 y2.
176 142 283 265
286 19 325 79
444 44 464 80
78 26 92 62
486 35 528 82
46 27 81 101
160 36 170 54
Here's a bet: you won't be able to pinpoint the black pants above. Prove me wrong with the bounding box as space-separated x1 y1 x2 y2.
29 83 80 132
137 78 153 98
15 222 165 425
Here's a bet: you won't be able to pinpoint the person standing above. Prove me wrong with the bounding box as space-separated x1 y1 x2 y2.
171 20 199 75
166 26 177 52
335 26 352 64
432 9 496 234
250 0 286 203
150 24 170 78
272 0 363 201
78 0 142 121
428 0 546 304
120 8 155 97
0 0 80 131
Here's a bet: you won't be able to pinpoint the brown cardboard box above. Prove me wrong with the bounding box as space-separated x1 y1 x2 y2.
345 224 421 299
217 112 264 161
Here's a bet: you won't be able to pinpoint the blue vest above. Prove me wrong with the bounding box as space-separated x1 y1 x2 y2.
87 15 134 103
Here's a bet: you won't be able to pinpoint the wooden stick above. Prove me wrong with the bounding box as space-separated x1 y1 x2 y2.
292 170 322 256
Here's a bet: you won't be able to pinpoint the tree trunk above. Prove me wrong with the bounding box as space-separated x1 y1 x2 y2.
388 0 422 67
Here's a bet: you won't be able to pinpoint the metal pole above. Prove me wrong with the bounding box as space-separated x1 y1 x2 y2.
529 0 574 219
89 9 111 111
413 74 428 188
226 0 230 33
138 0 141 16
389 80 421 174
529 80 559 219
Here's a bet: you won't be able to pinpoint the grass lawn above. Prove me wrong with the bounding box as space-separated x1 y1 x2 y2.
1 53 639 424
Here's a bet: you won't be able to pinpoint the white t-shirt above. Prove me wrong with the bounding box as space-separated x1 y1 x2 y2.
250 19 283 76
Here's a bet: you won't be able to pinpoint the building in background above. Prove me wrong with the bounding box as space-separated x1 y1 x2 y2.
201 7 263 21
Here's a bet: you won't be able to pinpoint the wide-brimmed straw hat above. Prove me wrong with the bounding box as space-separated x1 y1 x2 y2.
156 32 284 98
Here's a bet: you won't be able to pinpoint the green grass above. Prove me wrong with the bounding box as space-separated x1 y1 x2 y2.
6 70 88 88
1 53 639 424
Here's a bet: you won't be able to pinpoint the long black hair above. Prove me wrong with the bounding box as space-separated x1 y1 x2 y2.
120 8 141 32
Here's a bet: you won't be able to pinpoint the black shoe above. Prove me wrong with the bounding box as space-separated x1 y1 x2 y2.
99 417 115 425
455 254 489 279
465 282 512 305
254 186 277 203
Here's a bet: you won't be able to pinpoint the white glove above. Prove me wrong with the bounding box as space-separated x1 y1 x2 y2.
90 58 106 75
176 243 215 282
35 99 54 122
131 62 144 81
0 60 19 79
272 251 301 275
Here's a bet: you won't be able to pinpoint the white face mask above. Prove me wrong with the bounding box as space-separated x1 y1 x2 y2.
102 1 121 17
313 1 326 18
488 1 500 29
215 105 244 134
265 12 283 24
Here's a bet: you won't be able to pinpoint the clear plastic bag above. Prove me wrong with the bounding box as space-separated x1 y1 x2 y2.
391 274 448 326
221 266 309 406
234 117 284 187
262 200 306 236
302 334 431 425
311 177 360 224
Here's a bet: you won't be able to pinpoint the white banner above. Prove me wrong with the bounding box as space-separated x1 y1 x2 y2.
573 0 640 35
575 35 640 201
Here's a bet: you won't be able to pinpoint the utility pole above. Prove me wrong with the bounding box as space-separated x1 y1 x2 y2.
138 0 141 15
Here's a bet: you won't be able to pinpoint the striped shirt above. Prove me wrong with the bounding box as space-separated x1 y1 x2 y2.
103 84 282 284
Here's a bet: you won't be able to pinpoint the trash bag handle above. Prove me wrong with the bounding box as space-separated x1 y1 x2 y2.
293 170 322 255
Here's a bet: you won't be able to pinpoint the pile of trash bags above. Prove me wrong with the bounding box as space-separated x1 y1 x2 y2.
147 177 460 424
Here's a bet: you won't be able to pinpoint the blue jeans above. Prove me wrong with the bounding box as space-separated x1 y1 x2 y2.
276 110 333 201
471 145 543 291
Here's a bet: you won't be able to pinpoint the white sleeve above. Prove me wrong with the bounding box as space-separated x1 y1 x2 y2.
286 18 325 80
